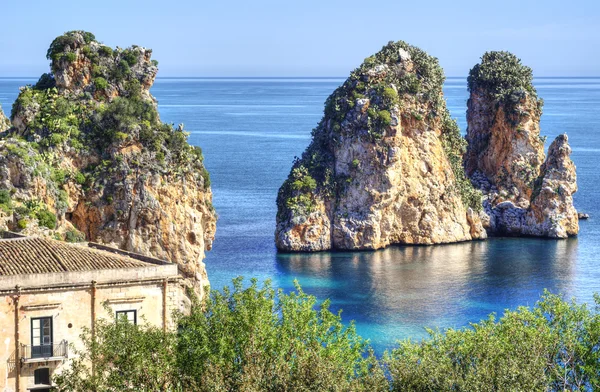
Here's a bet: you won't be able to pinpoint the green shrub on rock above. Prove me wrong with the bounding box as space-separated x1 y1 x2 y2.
36 208 57 229
64 228 86 243
98 45 113 57
468 51 541 110
94 77 108 90
0 190 12 214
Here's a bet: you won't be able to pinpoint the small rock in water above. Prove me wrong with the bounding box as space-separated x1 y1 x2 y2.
578 212 590 220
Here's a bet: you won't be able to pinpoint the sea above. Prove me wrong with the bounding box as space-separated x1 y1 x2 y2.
1 76 598 352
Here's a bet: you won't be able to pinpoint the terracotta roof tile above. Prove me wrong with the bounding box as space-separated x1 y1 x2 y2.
0 236 152 276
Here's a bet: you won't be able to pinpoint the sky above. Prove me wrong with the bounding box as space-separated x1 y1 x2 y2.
0 0 598 77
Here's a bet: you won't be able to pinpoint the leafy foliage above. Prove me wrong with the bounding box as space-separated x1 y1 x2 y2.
0 189 12 214
52 280 600 392
54 309 179 391
387 291 600 391
34 73 56 90
177 278 385 391
468 51 543 117
64 228 85 243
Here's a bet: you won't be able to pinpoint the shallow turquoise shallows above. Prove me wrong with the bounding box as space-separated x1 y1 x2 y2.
1 77 598 352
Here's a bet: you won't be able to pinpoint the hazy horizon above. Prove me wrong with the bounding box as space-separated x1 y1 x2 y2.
0 0 598 77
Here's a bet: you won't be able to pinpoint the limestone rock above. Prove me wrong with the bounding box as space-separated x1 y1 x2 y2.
0 31 216 298
465 52 578 238
524 134 578 237
0 104 9 131
276 41 485 251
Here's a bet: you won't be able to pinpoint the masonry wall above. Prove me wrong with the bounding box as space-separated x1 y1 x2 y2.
0 278 185 392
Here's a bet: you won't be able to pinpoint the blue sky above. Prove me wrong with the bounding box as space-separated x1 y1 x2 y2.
0 0 598 77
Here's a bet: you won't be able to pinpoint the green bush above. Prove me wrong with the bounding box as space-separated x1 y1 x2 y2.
0 189 11 213
47 32 78 60
0 190 10 206
73 172 86 185
468 51 537 104
382 87 399 105
64 228 86 243
177 278 385 391
94 77 108 90
17 219 27 230
50 277 600 392
34 73 56 90
386 291 600 391
64 52 77 62
201 167 211 188
121 49 139 67
98 45 113 57
378 110 392 127
36 208 57 229
53 308 179 391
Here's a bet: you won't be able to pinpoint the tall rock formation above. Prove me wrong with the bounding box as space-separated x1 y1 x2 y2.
0 104 9 131
275 41 485 252
465 51 578 238
0 31 217 298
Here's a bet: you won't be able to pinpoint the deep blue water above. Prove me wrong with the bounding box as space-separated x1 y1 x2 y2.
1 77 599 351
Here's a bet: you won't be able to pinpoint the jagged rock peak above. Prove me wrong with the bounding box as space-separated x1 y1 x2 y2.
465 51 578 238
275 41 485 252
525 134 578 237
0 31 216 300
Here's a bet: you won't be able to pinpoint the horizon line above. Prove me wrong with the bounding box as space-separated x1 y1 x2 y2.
1 76 600 79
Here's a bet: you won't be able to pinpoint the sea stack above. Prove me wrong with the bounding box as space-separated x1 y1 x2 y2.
465 51 578 238
275 41 486 251
0 31 217 298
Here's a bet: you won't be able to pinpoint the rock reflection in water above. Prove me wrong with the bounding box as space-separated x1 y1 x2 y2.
276 238 578 350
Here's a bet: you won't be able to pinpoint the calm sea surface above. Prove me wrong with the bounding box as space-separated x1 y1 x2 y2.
1 77 598 351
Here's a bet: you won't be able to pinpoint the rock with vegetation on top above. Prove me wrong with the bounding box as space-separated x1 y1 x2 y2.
275 41 486 252
465 51 578 238
0 31 216 299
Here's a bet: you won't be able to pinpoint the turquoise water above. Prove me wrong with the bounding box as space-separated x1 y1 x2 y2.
1 77 598 351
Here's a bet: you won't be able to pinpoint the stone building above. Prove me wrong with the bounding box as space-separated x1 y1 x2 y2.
0 232 187 392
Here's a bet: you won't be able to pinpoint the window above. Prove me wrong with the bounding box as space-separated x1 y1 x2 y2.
34 367 50 385
31 317 52 358
116 310 137 325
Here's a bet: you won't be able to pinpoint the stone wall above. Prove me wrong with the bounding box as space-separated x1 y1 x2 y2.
0 277 184 391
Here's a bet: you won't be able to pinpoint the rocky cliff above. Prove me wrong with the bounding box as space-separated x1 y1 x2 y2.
275 41 486 251
0 104 9 131
465 51 578 238
0 31 216 298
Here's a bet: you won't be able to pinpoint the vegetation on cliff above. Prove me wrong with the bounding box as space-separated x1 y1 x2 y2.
54 279 600 391
467 51 543 117
465 51 578 238
276 41 483 251
279 41 484 219
0 31 216 291
0 103 9 130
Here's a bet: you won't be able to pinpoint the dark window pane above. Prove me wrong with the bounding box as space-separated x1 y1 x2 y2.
34 368 50 384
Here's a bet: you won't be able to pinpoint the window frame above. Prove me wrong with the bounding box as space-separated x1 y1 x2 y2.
34 367 51 385
30 316 53 358
115 309 137 325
